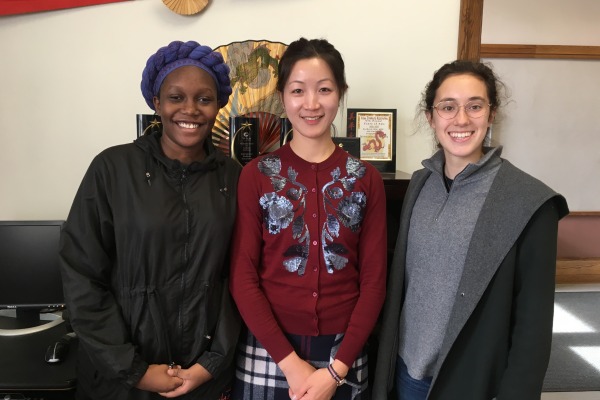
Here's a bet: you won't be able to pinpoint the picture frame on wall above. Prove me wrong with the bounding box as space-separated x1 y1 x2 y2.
346 108 396 173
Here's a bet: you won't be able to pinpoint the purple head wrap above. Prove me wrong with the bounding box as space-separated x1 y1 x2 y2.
140 40 232 110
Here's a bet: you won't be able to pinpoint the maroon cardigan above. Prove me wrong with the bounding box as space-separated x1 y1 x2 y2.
230 144 387 367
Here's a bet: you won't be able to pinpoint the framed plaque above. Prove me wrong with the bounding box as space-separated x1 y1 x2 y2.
230 116 259 166
136 114 162 138
280 117 293 146
347 108 396 173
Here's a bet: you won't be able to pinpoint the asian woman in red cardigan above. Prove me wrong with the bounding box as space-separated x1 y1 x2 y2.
229 37 387 400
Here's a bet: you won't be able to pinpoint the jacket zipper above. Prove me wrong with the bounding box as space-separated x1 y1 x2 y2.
177 168 189 356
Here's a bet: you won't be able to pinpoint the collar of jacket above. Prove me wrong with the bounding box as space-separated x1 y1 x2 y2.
135 131 225 186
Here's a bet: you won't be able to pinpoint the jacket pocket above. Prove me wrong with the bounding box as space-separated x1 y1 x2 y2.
117 286 167 363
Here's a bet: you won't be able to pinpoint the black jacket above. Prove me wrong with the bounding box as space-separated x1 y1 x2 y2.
373 159 569 400
59 132 241 399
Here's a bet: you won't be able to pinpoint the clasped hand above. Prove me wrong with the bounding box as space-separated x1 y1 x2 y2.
135 363 212 398
289 367 338 400
280 354 337 400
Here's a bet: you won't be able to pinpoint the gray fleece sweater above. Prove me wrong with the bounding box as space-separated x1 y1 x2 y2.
398 147 502 380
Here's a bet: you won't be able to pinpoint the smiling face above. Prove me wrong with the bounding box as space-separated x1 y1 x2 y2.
153 65 219 162
427 73 495 169
281 57 340 143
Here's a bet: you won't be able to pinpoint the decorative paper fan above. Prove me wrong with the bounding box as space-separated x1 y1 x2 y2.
212 40 288 157
162 0 208 15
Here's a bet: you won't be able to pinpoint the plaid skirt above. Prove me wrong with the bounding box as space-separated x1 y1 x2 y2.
231 330 369 400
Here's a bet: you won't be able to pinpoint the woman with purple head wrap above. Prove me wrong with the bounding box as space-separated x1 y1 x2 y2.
60 40 241 400
141 40 232 111
140 40 233 165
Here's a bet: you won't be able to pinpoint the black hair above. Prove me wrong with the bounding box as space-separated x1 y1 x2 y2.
277 38 348 98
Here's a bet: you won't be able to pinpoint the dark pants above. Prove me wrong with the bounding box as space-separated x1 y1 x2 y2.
395 356 432 400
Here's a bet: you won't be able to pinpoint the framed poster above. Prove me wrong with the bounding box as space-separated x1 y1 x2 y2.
347 108 396 173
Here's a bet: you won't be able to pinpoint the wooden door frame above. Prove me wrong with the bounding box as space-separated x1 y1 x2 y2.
457 0 600 60
457 0 600 282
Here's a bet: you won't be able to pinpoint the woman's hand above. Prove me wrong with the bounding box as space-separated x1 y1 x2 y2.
135 364 183 393
278 352 316 399
159 363 213 398
296 359 349 400
295 368 337 400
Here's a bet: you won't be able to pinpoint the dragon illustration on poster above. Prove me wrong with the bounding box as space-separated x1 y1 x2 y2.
362 130 387 152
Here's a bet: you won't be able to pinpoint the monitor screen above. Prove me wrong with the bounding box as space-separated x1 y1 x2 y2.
0 221 65 311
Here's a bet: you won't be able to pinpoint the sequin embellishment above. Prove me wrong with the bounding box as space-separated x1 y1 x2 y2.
258 154 367 275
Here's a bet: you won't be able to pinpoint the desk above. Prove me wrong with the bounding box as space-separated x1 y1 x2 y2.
366 171 411 388
382 171 412 269
0 315 77 399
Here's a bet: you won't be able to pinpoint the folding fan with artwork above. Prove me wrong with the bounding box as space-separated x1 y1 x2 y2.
211 40 288 157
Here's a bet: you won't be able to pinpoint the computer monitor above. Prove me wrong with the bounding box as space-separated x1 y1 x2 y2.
0 221 65 329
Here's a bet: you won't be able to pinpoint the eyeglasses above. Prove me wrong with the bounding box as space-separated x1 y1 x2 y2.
432 100 491 120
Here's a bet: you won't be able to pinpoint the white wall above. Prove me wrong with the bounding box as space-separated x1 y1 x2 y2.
0 0 461 220
482 0 600 211
482 0 600 45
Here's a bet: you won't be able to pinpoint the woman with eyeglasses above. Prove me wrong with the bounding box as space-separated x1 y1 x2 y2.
372 60 569 400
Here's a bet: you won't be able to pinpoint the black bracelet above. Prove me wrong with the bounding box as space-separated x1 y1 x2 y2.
327 364 346 387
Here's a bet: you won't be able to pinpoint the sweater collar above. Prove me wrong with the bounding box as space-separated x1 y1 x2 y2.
423 146 503 183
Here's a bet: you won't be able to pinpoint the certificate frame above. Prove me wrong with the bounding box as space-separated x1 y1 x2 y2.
346 108 396 173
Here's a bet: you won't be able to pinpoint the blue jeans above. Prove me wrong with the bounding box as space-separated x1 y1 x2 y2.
396 356 432 400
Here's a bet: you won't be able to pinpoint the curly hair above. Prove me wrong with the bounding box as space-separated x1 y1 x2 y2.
421 60 504 114
140 40 232 110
